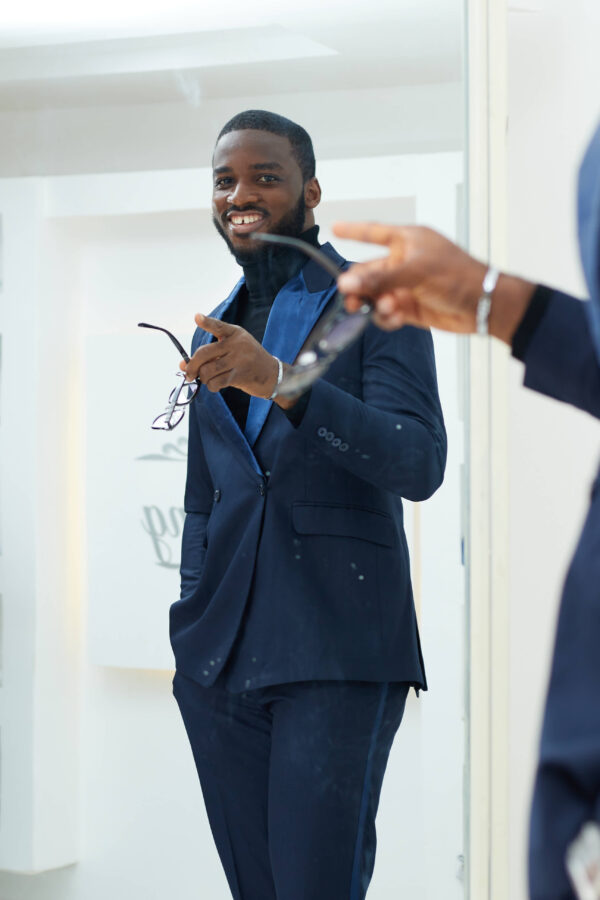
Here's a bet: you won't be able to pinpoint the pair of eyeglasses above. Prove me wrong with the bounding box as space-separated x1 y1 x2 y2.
138 322 199 430
251 232 372 397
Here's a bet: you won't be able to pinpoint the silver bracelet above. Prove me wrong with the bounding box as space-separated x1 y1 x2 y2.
476 266 500 336
268 357 284 400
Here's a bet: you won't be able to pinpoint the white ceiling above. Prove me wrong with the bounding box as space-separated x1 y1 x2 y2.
1 0 460 48
0 1 463 110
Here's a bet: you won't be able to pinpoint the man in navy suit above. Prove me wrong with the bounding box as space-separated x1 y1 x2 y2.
335 120 600 899
171 110 447 900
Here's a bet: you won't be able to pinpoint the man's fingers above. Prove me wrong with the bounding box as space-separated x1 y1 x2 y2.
196 313 235 339
197 355 231 383
338 259 410 299
332 221 407 249
372 309 408 331
181 340 227 381
179 359 201 382
183 355 233 387
204 370 235 393
343 294 365 313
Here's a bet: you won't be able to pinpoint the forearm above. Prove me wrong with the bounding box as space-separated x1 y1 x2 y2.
488 274 538 344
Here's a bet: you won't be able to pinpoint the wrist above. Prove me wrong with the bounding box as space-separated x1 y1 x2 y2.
267 356 283 401
475 267 500 335
274 395 298 410
272 363 301 409
487 274 537 344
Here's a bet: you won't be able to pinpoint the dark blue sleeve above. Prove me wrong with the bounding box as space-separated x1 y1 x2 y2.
529 483 600 899
517 288 600 419
291 322 447 501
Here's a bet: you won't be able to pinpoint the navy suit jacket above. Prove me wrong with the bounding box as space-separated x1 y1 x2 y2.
170 242 447 693
525 121 600 898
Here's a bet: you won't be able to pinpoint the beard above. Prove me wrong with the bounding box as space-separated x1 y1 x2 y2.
213 189 307 266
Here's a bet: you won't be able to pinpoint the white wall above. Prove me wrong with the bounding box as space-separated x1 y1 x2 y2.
0 152 466 899
0 82 463 178
506 2 600 896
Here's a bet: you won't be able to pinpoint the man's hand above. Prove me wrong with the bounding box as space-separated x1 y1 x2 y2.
333 222 536 344
181 314 280 399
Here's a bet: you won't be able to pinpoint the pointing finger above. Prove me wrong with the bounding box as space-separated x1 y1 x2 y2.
196 313 235 339
332 221 408 249
338 259 412 299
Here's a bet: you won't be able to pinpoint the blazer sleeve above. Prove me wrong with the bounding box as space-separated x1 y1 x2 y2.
289 322 447 501
518 288 600 419
180 395 214 602
528 479 600 897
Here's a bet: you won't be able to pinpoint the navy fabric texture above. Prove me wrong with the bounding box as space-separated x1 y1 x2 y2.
173 672 409 900
524 120 600 898
511 284 553 362
170 242 447 693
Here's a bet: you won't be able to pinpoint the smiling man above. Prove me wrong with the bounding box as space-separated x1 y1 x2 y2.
212 126 313 252
170 110 447 900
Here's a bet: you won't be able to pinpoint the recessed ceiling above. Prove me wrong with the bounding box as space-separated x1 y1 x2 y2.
0 1 464 176
1 0 461 48
0 2 463 110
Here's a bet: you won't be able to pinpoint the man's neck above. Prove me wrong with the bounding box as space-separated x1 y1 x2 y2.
238 225 320 303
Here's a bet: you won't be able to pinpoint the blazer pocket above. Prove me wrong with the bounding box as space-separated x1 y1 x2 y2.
292 503 395 548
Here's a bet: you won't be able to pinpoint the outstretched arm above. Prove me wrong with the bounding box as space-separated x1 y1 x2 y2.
333 222 600 420
334 223 536 341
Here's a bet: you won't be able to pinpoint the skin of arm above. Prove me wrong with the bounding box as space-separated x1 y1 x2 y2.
332 223 536 343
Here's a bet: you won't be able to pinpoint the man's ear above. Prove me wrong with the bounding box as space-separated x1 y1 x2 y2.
304 177 321 210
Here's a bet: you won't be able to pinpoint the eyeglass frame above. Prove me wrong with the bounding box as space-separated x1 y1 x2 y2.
250 232 372 397
138 322 200 431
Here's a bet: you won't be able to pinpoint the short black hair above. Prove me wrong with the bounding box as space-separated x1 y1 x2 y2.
216 110 316 182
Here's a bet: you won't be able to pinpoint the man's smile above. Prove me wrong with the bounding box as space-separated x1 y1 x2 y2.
226 208 268 237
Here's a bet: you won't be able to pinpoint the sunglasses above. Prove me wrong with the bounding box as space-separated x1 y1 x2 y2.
251 232 372 397
138 322 199 430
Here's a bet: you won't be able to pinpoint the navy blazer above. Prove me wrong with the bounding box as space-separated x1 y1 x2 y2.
525 121 600 899
170 242 447 693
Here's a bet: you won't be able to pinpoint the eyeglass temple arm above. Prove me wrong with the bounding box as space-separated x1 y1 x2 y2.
138 322 191 363
251 232 344 282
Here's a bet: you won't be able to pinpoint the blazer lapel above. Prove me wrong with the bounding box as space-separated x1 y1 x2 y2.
578 122 600 361
196 278 263 477
245 243 346 447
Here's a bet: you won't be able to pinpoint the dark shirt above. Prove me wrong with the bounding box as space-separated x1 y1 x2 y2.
221 226 320 430
511 284 554 361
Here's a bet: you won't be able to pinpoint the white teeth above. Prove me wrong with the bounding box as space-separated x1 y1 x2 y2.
231 214 262 225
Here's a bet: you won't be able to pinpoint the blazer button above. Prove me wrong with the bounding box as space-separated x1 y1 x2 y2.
213 489 221 502
258 483 266 497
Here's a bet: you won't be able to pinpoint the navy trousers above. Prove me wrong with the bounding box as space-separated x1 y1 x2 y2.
173 672 409 900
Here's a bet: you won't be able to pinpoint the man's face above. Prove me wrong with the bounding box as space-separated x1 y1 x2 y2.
212 129 320 260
